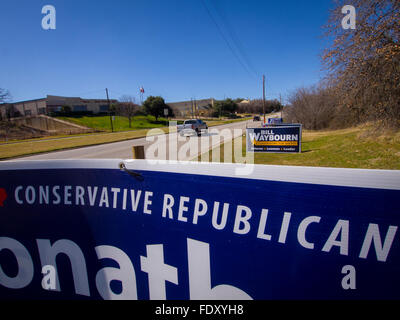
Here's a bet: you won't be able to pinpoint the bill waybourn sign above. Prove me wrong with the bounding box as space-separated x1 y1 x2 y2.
247 124 302 153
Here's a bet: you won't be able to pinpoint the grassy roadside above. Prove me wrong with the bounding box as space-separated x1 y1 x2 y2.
0 117 250 160
56 114 172 132
0 128 169 160
197 124 400 170
56 115 251 132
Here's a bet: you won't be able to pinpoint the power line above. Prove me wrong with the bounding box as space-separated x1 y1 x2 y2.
210 1 259 78
107 88 127 99
53 89 105 98
200 0 257 80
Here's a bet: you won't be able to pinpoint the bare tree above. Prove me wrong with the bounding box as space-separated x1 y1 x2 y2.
0 88 11 103
285 85 339 130
0 88 12 121
118 95 139 128
322 0 400 127
236 99 283 114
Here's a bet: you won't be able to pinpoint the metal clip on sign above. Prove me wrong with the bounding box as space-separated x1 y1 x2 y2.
119 162 144 182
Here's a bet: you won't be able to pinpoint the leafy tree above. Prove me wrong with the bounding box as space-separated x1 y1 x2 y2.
143 96 168 120
213 98 238 117
233 98 246 103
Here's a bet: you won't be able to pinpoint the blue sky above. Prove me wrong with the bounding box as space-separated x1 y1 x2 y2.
0 0 333 104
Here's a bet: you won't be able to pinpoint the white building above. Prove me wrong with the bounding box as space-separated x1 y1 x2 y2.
0 95 117 119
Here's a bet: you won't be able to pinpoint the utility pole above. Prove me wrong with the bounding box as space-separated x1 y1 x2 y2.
194 98 198 119
190 98 193 118
262 75 266 125
105 88 114 132
191 98 195 118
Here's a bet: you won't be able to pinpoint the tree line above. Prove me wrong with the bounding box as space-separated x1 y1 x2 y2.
118 96 283 122
0 90 284 124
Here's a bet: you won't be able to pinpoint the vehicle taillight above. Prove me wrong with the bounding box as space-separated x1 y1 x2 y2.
191 124 194 129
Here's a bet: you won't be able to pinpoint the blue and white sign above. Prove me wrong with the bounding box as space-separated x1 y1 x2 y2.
0 159 400 300
247 125 302 153
267 118 283 125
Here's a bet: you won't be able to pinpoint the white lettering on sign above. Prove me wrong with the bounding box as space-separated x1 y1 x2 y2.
177 197 190 222
187 238 252 300
140 244 178 300
297 216 321 250
36 239 90 296
162 194 174 219
278 212 292 244
322 220 349 255
211 202 229 230
249 132 298 142
95 245 138 300
0 237 34 289
233 205 252 235
359 224 398 262
0 236 252 300
14 185 155 213
193 199 208 224
12 185 399 263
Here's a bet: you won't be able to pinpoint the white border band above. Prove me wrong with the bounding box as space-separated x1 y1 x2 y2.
0 159 399 190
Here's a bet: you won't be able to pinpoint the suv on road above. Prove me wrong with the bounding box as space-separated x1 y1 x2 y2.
178 119 208 136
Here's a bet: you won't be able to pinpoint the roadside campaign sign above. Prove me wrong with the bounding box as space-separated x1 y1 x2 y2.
247 125 302 153
267 118 283 125
0 159 400 300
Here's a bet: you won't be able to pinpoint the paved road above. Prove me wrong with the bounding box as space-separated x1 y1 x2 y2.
20 120 253 161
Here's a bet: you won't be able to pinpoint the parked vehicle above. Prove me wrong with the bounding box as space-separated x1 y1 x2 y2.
178 119 208 136
253 116 261 121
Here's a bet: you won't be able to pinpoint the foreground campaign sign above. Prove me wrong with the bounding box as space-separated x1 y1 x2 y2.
0 159 400 300
247 125 302 153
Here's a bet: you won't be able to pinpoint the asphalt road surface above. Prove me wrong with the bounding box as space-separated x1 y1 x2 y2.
20 120 253 161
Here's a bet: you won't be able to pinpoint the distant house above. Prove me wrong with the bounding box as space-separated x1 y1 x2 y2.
0 95 118 119
167 98 214 118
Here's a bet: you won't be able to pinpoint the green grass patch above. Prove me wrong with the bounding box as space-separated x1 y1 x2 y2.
57 115 251 132
0 127 170 160
56 115 172 132
198 125 400 170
